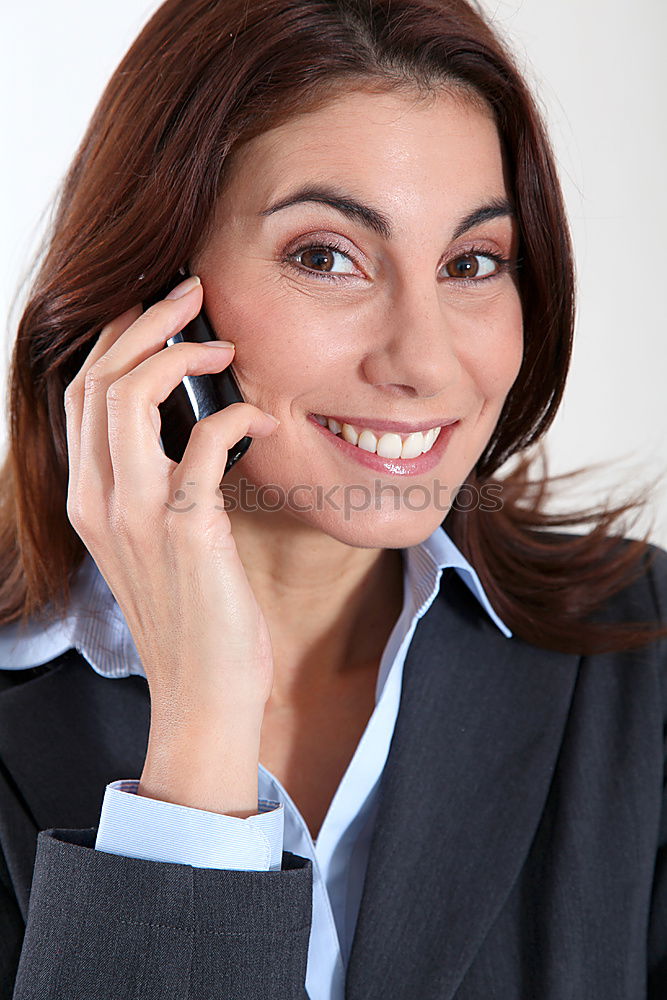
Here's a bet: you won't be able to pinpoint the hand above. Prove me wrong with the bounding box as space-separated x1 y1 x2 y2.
63 275 280 813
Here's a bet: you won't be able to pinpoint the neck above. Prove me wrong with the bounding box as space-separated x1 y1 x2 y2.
226 507 405 707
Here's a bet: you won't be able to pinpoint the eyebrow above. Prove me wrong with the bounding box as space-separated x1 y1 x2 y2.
259 184 515 241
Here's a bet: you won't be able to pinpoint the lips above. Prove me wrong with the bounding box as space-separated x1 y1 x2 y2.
310 412 460 435
309 413 459 476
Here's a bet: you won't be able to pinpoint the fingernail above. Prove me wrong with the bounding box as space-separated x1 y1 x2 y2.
263 412 280 426
204 340 235 349
166 275 201 300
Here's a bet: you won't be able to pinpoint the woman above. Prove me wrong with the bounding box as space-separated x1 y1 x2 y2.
0 0 666 997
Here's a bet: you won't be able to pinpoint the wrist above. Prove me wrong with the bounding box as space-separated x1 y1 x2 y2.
140 708 264 817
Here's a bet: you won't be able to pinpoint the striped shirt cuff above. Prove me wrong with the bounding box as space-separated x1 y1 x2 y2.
94 778 284 871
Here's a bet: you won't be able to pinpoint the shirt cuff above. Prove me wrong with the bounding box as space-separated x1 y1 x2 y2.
94 778 284 871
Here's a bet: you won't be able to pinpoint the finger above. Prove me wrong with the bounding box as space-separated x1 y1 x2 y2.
84 305 145 371
86 282 205 378
168 401 281 523
64 304 143 502
77 285 204 503
104 338 241 501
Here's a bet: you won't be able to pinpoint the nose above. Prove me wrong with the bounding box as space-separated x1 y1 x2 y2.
360 280 463 398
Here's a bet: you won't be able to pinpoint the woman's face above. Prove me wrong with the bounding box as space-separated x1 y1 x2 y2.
193 86 523 548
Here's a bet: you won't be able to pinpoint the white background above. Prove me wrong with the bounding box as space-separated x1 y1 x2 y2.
2 0 666 544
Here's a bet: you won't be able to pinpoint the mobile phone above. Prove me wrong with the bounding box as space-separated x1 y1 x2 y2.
141 265 252 475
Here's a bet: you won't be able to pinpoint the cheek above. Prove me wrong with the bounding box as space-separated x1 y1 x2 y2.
206 287 330 392
458 292 523 403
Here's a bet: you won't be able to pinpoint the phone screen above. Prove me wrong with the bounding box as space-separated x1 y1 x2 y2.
141 266 252 476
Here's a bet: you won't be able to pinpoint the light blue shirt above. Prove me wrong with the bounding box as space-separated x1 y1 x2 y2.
0 525 511 1000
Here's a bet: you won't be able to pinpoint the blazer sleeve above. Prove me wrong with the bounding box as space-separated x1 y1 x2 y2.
646 547 667 997
0 842 24 1000
648 788 667 997
3 826 312 1000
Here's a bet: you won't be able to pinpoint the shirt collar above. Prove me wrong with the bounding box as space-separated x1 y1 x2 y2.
406 523 512 638
0 525 511 678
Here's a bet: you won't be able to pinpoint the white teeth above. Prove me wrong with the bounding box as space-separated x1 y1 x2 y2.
376 433 404 459
314 414 443 458
341 423 359 446
422 427 437 453
357 429 377 453
400 432 425 460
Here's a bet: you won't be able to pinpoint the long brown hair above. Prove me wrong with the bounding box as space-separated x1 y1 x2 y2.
2 0 665 654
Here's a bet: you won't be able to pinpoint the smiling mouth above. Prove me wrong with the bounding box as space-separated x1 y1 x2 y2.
310 413 448 459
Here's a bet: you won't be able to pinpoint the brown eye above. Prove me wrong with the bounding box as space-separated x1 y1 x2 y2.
448 254 479 277
289 243 356 277
445 253 499 279
299 247 336 272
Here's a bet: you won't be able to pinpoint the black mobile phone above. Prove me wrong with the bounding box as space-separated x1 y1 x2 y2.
141 265 252 475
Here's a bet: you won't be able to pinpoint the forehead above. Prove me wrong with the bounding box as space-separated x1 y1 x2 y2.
223 87 506 216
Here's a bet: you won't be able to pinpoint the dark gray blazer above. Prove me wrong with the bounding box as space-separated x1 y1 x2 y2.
1 533 666 999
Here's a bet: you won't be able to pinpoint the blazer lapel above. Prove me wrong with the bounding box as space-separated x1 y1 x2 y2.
345 568 580 1000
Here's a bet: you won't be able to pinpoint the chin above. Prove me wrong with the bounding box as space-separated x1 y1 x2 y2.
297 506 449 551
